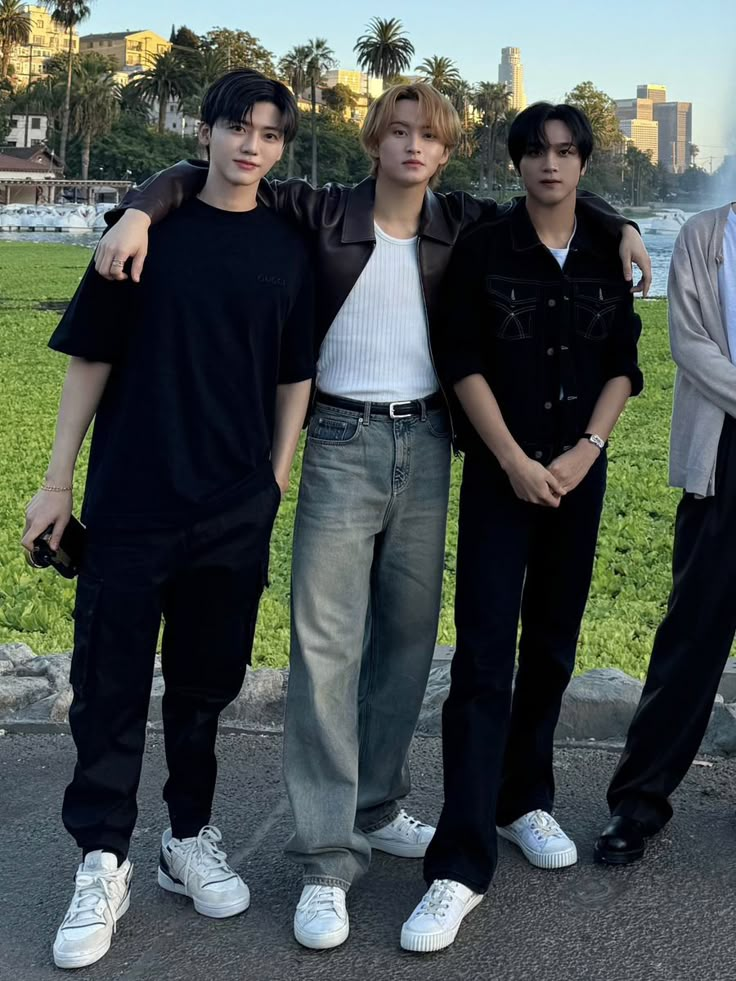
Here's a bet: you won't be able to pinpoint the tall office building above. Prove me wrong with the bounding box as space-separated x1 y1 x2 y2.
618 85 693 173
498 47 527 110
653 101 693 173
615 98 654 122
637 84 667 104
619 119 659 164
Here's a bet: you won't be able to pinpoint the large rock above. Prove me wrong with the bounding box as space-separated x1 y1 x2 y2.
701 701 736 756
557 668 643 741
0 643 36 667
416 662 451 736
717 660 736 703
0 677 51 714
223 668 288 729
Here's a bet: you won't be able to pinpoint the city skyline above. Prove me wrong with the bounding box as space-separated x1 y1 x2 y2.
53 0 735 169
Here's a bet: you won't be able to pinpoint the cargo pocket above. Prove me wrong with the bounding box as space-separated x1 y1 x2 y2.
70 576 102 693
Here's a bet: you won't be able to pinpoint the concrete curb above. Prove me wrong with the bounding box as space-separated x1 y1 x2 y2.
2 642 736 755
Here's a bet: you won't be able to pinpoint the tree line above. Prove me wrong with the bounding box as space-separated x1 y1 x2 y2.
0 6 726 202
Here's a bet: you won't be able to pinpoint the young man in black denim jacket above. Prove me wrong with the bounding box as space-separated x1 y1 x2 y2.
401 103 643 954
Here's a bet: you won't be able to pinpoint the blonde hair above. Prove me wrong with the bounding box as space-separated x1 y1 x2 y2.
360 82 461 188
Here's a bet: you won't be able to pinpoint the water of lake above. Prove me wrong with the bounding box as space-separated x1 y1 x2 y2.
0 227 681 298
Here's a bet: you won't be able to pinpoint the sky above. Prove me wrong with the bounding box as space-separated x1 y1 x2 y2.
81 0 736 169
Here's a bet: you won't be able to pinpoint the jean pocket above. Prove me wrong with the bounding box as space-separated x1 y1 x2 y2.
70 576 102 692
426 409 452 439
308 411 362 444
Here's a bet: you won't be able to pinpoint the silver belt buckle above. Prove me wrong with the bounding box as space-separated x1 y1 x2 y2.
389 401 413 419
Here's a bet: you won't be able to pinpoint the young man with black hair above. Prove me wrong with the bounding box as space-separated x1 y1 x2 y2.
91 84 649 951
21 69 314 969
401 103 643 953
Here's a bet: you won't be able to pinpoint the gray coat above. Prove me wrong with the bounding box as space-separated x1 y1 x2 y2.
668 202 736 497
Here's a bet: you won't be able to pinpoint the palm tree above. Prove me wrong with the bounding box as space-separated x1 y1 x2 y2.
42 1 92 170
474 81 510 193
354 17 414 88
0 0 30 79
304 37 335 185
71 56 119 182
447 78 476 158
129 49 196 134
279 44 310 177
414 56 460 95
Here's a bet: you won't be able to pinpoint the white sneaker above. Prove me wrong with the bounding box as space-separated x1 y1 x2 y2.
400 879 483 953
158 825 250 918
53 851 132 969
293 884 349 950
497 809 578 869
364 809 435 858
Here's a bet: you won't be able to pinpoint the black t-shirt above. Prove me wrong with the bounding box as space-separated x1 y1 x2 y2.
50 197 314 530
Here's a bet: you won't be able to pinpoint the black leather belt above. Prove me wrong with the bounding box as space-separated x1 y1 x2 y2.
315 391 444 419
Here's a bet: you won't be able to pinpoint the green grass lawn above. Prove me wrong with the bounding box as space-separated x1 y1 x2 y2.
0 240 685 675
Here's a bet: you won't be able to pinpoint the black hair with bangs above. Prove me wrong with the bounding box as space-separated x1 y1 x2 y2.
508 102 594 170
200 68 298 144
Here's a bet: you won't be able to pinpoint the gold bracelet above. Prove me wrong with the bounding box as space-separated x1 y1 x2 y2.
41 482 72 493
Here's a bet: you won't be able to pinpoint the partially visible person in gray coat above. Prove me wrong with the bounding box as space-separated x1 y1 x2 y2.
594 201 736 866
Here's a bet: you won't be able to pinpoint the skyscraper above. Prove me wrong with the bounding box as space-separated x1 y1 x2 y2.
498 47 527 110
637 84 667 104
653 101 693 173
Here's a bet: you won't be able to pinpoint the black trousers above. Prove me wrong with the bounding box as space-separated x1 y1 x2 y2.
62 481 281 858
424 449 607 893
608 416 736 833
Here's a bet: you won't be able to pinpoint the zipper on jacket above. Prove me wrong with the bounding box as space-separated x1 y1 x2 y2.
416 237 458 451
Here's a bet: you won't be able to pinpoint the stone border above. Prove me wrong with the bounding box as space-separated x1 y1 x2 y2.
3 642 736 756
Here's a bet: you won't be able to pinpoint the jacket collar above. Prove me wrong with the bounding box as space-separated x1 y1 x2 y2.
509 196 609 260
341 176 454 246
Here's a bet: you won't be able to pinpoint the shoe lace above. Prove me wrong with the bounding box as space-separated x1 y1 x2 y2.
394 809 427 837
419 879 458 919
527 810 565 842
180 825 233 887
304 887 343 921
65 871 121 933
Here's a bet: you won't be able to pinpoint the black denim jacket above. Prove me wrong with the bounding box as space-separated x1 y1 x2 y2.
439 199 644 460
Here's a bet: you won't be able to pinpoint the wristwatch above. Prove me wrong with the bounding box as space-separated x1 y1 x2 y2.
582 433 608 450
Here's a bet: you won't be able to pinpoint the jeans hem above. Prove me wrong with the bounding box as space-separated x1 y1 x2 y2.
303 874 352 891
359 804 402 834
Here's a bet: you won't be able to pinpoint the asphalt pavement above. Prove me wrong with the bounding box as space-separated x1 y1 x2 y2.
1 731 734 981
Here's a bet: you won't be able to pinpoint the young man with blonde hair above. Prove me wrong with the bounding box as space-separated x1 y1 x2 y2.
95 81 649 950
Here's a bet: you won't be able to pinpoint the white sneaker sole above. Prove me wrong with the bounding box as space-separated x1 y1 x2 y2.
157 868 250 918
293 917 349 950
53 893 130 969
366 836 432 859
497 826 578 869
400 893 484 953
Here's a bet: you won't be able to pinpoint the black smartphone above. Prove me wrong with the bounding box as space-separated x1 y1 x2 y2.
27 516 86 579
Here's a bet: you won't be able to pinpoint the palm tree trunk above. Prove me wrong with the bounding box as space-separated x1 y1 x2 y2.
59 26 74 170
287 141 295 179
1 43 10 79
310 80 317 185
81 131 90 182
158 92 166 134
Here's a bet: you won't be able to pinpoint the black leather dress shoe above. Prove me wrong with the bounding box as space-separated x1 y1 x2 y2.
593 815 647 865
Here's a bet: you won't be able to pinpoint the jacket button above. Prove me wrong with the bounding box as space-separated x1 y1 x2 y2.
548 298 556 307
547 347 554 356
544 401 552 410
534 450 543 459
